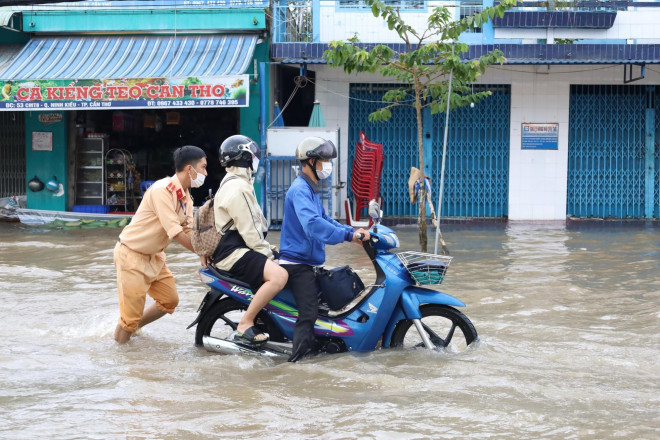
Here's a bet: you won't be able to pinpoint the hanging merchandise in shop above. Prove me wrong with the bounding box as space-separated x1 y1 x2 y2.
0 76 249 111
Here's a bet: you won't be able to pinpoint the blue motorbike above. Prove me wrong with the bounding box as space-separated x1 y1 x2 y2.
189 201 478 357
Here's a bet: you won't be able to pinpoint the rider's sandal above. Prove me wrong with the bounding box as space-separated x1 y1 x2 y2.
236 326 269 346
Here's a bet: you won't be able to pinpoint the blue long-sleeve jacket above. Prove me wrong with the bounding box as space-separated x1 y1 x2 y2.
279 173 354 266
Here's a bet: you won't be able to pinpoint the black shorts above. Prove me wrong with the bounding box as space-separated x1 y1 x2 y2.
229 250 267 292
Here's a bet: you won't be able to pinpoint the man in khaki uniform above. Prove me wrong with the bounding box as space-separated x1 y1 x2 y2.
113 145 207 343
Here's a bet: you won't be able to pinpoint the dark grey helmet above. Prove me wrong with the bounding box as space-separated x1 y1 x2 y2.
295 137 337 160
219 135 260 167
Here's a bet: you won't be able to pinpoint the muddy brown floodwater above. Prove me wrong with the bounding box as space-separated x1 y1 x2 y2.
0 221 658 439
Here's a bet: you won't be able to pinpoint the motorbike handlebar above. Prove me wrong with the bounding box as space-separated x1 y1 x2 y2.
355 232 365 241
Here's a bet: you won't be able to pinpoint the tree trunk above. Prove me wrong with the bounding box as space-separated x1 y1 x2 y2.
418 190 427 252
414 76 427 252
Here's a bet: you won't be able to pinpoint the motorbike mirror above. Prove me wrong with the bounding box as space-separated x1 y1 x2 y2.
368 199 381 222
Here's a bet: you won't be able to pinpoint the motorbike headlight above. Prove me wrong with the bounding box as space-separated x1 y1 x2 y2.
381 232 399 249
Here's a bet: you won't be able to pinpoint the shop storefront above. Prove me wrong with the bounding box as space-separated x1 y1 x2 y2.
0 1 269 215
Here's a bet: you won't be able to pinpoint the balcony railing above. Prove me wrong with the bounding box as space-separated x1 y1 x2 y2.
508 1 627 12
270 1 657 44
271 0 440 43
336 0 424 10
272 1 314 43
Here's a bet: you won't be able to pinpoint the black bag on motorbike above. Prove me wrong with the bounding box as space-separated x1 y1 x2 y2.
317 266 365 310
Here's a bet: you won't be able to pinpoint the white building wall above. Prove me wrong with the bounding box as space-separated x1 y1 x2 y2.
495 65 660 220
285 64 660 221
318 6 660 44
313 68 353 218
493 67 571 220
319 0 458 43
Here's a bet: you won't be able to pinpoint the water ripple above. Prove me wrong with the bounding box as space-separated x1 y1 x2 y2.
0 222 658 439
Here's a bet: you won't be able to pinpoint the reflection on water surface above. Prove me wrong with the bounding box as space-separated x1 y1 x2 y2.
0 221 658 439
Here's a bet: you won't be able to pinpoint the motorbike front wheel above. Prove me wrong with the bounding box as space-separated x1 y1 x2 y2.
195 298 285 346
389 304 478 353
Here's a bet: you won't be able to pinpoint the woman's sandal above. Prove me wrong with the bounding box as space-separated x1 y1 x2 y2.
236 326 269 346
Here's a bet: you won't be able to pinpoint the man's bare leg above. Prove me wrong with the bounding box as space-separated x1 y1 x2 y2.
114 325 133 344
138 303 166 328
114 304 166 344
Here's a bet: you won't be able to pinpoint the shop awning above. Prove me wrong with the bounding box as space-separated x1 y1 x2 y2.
0 34 257 80
0 45 22 72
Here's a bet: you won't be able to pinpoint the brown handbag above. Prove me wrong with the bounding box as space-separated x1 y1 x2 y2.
190 176 236 257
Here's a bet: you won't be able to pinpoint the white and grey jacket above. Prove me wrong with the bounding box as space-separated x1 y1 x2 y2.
213 166 273 271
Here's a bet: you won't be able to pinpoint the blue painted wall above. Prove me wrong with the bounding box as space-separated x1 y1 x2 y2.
240 38 269 203
25 111 68 210
22 9 266 33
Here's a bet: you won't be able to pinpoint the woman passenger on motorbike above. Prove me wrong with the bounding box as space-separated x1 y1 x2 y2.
212 135 288 345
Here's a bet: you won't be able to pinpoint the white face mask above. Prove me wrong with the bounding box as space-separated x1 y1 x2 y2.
189 167 206 188
252 156 260 173
317 161 332 180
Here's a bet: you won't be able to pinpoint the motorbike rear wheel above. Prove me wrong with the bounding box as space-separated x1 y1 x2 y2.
195 298 286 347
389 304 478 353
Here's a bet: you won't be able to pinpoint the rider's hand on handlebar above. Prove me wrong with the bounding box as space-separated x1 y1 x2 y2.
352 228 371 243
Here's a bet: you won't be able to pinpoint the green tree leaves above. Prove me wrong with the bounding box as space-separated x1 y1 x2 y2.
322 0 517 250
324 0 517 121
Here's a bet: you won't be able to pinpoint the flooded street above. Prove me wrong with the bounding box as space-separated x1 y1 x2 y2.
0 220 658 439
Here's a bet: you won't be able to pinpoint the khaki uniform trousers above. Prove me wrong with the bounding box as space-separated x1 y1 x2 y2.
114 242 179 332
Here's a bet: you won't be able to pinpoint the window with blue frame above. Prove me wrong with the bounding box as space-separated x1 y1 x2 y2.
460 1 482 33
274 0 314 43
337 0 426 11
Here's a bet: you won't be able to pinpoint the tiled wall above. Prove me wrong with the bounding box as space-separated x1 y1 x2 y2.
508 72 570 220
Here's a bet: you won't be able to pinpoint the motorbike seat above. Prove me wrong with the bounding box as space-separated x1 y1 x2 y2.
322 285 375 318
206 264 252 290
322 260 386 318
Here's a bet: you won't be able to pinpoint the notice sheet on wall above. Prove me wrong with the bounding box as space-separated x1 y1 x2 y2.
32 132 53 151
521 123 559 150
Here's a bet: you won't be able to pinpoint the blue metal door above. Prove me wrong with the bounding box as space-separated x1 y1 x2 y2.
431 84 510 218
568 85 648 218
348 84 418 218
348 83 510 218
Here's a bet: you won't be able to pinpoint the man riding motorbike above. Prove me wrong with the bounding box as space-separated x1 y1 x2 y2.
279 137 370 361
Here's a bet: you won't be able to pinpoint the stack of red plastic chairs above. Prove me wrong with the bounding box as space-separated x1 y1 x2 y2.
345 131 384 226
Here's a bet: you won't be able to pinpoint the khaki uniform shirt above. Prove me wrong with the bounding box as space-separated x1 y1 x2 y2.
213 166 272 270
119 175 193 257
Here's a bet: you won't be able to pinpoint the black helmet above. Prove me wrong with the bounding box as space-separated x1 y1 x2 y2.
295 137 337 160
219 135 260 167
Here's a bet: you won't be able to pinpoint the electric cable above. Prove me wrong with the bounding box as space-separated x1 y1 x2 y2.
268 75 310 128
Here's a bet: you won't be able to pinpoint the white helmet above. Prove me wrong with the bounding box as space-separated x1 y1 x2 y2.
295 137 337 161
